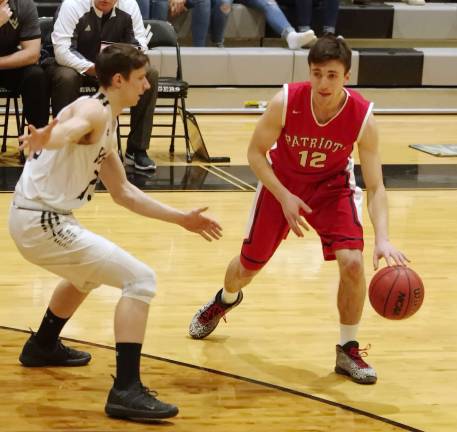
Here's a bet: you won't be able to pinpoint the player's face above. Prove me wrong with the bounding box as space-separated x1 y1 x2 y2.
122 67 151 107
94 0 116 13
309 60 349 106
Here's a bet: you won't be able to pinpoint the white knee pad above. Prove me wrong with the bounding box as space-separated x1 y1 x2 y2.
122 268 157 304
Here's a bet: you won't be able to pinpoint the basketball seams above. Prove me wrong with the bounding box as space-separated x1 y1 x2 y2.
403 267 412 319
369 266 424 320
382 268 401 318
368 268 399 317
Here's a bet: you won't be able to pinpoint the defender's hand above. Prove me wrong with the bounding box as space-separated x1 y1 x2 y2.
19 118 59 160
181 207 223 241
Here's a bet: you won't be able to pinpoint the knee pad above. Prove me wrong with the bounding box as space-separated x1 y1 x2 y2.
122 268 157 304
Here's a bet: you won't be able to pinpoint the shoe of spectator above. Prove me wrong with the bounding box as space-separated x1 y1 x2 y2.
286 30 317 50
125 151 157 171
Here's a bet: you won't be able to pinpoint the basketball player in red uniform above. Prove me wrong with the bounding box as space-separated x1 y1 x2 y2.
189 35 409 384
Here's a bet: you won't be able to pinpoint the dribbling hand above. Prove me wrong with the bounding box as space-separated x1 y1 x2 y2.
373 239 410 270
19 118 59 160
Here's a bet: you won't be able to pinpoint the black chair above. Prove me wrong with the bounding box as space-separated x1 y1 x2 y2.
0 88 22 159
144 19 191 162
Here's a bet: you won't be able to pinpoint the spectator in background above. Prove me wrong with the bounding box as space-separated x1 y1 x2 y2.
0 0 49 137
147 0 316 49
402 0 425 5
50 0 159 171
294 0 340 36
145 0 230 48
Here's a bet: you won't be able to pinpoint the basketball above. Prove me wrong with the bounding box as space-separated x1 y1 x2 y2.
369 266 424 320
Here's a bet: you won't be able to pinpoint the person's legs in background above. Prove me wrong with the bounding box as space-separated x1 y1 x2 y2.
136 0 151 18
125 66 159 171
240 0 316 49
18 65 50 128
209 0 232 47
323 0 339 35
186 0 211 46
150 0 169 19
295 0 313 33
47 64 83 118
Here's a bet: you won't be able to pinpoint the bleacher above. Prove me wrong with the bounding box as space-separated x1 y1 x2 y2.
34 0 457 111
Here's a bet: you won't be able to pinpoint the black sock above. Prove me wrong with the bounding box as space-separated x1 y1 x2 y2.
115 343 142 390
35 308 70 349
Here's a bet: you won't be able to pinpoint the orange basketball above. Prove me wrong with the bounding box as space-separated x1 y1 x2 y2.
368 266 424 320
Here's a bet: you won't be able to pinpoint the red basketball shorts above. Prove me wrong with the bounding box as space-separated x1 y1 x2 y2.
240 171 364 270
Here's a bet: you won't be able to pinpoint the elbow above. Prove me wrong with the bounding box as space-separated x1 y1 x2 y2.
112 188 134 209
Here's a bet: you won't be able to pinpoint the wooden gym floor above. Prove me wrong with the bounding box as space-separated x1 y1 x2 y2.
0 114 456 431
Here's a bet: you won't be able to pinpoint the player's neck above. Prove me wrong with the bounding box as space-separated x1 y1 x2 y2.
102 87 122 117
312 89 347 123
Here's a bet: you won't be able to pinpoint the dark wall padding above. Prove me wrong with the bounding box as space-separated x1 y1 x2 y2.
357 48 424 87
336 5 394 38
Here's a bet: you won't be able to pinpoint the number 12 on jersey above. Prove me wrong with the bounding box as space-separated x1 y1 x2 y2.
299 150 327 168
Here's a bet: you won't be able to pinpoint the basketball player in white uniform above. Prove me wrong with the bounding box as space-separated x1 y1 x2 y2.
9 44 222 421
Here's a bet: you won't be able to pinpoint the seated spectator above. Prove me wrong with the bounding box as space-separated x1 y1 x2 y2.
217 0 317 49
0 0 49 136
147 0 230 48
149 0 315 49
294 0 339 36
402 0 425 5
50 0 159 170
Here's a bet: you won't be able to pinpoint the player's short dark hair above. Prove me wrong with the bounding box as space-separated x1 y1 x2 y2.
95 43 149 87
308 35 352 73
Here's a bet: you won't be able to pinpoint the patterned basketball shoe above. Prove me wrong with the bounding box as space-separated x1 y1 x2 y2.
335 341 377 384
189 289 243 339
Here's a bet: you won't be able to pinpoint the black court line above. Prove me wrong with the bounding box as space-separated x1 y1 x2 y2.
1 325 423 432
1 164 457 192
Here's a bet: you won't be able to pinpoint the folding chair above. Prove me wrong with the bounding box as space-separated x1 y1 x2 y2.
0 88 25 163
144 20 192 162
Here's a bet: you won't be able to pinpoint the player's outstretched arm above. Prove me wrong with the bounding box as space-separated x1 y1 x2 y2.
99 152 222 241
358 114 409 269
19 99 109 158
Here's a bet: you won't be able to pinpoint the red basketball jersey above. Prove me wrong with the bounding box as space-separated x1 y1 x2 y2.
270 82 373 183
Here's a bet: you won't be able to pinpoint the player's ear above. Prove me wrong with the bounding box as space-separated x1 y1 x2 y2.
111 72 123 88
343 70 350 84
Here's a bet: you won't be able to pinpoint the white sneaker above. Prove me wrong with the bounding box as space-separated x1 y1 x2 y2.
403 0 425 5
286 30 317 50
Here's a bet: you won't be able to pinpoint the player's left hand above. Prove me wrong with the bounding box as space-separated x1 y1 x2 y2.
373 239 409 270
182 207 223 241
19 118 59 160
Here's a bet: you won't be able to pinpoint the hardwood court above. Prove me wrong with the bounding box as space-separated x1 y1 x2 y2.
0 114 456 431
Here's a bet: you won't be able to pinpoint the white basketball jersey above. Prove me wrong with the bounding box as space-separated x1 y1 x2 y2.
15 93 117 212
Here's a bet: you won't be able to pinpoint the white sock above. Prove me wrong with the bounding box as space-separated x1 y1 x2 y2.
339 324 359 346
286 30 316 50
221 288 239 304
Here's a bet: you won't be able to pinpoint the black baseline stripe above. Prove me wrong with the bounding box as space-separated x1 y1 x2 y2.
0 325 423 432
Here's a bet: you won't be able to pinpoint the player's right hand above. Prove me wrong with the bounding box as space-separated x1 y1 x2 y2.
19 118 59 160
280 192 312 237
